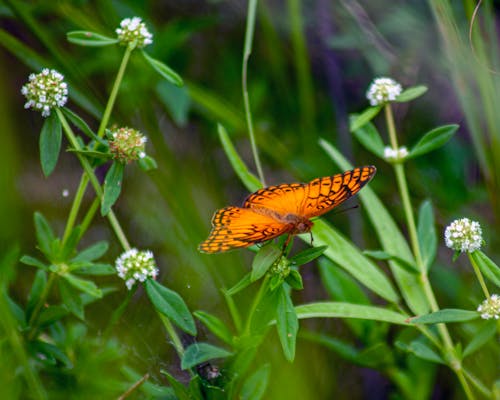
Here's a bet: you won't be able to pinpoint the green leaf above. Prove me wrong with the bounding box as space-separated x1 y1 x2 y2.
181 343 232 370
319 139 429 314
40 113 62 177
138 155 158 171
66 31 119 46
59 226 81 260
417 200 436 271
408 124 459 159
142 51 183 86
395 85 428 102
58 278 84 319
398 340 445 364
101 162 124 216
31 340 72 368
71 241 108 263
251 245 282 282
194 310 233 345
160 370 190 400
471 251 500 288
34 212 56 258
225 272 252 296
67 148 112 160
350 120 385 158
239 363 271 400
295 302 408 325
26 269 47 321
72 263 115 275
362 250 419 274
311 219 399 303
463 321 497 358
61 108 102 143
349 106 382 132
285 270 303 290
62 273 102 298
218 124 261 192
289 245 328 267
276 286 298 362
409 309 479 324
20 255 48 269
145 279 196 335
156 82 191 127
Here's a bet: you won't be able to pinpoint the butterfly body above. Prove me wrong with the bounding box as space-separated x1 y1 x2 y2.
199 166 376 253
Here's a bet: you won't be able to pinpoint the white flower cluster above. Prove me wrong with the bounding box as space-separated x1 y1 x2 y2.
108 127 147 163
444 218 482 253
21 68 68 117
116 248 158 290
116 17 153 48
384 146 408 161
366 77 402 106
477 294 500 320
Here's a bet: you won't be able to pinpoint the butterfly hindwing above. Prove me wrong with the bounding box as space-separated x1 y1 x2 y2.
198 206 289 253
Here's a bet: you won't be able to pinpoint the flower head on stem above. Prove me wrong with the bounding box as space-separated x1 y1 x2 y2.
445 218 483 253
116 17 153 48
384 146 409 162
116 248 158 290
477 294 500 320
108 127 147 163
21 68 68 117
366 77 402 106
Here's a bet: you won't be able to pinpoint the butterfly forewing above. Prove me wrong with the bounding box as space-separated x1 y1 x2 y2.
198 206 289 253
243 183 306 214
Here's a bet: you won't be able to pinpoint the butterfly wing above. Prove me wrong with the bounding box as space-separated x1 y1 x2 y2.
300 166 376 218
243 166 376 219
198 206 290 253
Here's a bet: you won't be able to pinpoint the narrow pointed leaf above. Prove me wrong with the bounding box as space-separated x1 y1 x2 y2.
72 263 115 275
20 255 48 269
58 278 84 319
67 31 119 46
34 212 56 257
402 341 445 364
138 155 157 171
289 245 327 267
160 370 190 400
194 310 233 345
225 272 252 296
276 286 298 362
463 321 497 357
363 250 419 274
71 241 108 263
408 124 459 158
181 343 232 370
349 106 382 132
240 363 271 400
101 162 124 216
63 273 102 298
26 269 47 320
417 200 437 271
145 279 196 335
471 251 500 288
251 245 281 282
395 85 428 102
142 51 183 86
410 309 479 324
61 107 102 143
285 270 303 290
40 113 62 177
350 120 385 158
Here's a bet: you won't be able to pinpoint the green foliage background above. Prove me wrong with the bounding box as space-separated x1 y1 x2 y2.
0 1 498 398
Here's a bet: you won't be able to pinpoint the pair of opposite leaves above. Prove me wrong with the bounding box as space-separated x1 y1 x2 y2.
199 166 376 253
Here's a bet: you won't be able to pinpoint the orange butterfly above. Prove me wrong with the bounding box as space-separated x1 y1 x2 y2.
199 166 376 253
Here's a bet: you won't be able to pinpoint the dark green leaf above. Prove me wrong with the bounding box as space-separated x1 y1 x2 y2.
463 321 497 357
4 294 26 329
20 255 48 269
58 278 84 319
145 279 196 335
194 310 233 345
101 162 124 216
40 113 62 177
395 85 428 102
408 124 459 159
285 269 303 290
142 51 183 86
471 251 500 288
289 245 328 266
181 343 232 370
251 245 282 282
34 212 56 257
350 120 385 158
225 272 252 296
26 269 47 320
138 155 158 171
410 309 479 324
276 286 298 362
62 273 102 298
218 124 261 192
31 340 72 367
398 340 445 364
71 241 108 263
61 108 102 143
239 363 271 400
72 263 115 275
417 200 436 271
349 106 382 131
67 31 119 46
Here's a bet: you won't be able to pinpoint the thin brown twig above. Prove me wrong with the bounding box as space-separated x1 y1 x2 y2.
117 373 149 400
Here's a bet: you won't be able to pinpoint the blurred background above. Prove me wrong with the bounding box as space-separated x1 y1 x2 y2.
0 1 499 398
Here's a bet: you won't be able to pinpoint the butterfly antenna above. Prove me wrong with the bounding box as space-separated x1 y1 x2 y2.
331 204 360 216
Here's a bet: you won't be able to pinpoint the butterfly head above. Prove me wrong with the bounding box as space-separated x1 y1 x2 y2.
283 214 313 235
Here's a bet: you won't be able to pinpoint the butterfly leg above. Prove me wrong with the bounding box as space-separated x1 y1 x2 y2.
309 232 314 247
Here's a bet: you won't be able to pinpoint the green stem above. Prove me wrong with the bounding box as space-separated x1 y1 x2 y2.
242 0 266 186
27 272 57 340
57 109 131 250
462 367 492 398
158 314 185 358
244 275 270 335
77 197 100 242
468 252 490 298
222 289 243 333
103 286 135 339
455 368 476 400
62 173 89 245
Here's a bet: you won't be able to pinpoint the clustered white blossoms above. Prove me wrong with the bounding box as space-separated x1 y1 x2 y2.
21 68 68 117
116 248 158 290
116 17 153 48
444 218 483 253
366 77 402 106
108 127 147 163
477 294 500 320
384 146 408 161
